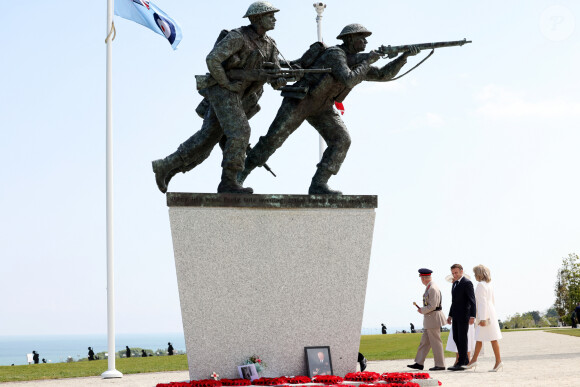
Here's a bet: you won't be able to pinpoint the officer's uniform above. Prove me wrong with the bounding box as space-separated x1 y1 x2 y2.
413 268 447 369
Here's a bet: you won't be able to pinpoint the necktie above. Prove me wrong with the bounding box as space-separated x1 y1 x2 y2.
453 280 459 290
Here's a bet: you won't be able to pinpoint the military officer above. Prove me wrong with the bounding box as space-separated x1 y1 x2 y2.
407 268 447 371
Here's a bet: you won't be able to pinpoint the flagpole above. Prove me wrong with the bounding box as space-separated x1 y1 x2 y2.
314 3 326 161
102 0 122 379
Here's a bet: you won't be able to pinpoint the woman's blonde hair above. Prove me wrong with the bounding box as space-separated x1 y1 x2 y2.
473 265 491 282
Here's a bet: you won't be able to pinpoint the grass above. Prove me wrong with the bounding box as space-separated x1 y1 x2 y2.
544 328 580 337
0 355 188 383
500 328 546 332
358 332 456 360
4 330 579 382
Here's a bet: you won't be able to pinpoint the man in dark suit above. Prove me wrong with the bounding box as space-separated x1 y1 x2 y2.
447 263 476 371
312 351 331 376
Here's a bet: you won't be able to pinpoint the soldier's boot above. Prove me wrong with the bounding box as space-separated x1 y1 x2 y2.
151 152 183 194
218 168 253 194
308 168 342 195
237 157 260 184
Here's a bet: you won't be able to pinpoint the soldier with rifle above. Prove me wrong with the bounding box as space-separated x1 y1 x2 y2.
152 1 288 194
241 24 470 194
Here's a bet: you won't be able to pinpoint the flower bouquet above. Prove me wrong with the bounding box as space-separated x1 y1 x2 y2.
245 355 266 374
221 380 252 386
312 375 344 384
344 372 381 382
410 372 430 380
380 372 413 384
286 376 312 384
251 377 288 386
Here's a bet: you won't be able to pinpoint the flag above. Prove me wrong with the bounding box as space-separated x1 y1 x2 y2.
115 0 182 50
334 102 345 115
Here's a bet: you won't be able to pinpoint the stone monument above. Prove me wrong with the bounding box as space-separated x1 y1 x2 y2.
167 193 377 379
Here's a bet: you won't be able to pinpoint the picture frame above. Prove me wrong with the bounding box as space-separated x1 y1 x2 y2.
304 346 333 378
238 364 259 381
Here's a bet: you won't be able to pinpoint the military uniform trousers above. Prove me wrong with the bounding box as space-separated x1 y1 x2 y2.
246 95 351 175
176 85 261 173
414 327 445 367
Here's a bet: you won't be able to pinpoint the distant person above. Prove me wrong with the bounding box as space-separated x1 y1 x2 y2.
447 263 476 371
575 302 580 328
42 358 47 363
32 351 39 364
381 323 387 334
168 342 174 356
125 346 131 358
410 323 416 333
407 268 446 372
464 265 503 372
142 349 148 357
88 347 95 361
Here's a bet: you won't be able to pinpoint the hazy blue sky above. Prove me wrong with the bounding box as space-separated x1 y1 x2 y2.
1 0 579 336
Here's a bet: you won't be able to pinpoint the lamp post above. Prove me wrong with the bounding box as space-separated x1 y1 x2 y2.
313 3 326 161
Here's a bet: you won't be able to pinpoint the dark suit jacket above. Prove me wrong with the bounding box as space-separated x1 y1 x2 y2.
448 276 476 321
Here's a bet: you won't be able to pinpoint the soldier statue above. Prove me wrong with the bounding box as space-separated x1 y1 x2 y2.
152 1 287 194
240 24 419 194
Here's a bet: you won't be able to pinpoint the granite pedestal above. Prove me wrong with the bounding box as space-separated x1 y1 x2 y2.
167 193 377 380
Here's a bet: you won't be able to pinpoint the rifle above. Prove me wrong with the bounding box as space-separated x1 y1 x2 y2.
227 68 332 83
246 144 276 177
196 68 331 91
376 38 472 58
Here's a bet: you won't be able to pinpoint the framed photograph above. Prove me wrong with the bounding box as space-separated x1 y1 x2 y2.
238 364 259 381
304 346 333 378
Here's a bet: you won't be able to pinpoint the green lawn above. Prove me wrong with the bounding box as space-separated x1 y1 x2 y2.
4 330 579 382
0 355 188 383
544 328 580 337
358 332 455 360
500 328 546 332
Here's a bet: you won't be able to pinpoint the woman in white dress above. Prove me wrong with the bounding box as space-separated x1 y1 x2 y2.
464 265 503 372
444 274 476 365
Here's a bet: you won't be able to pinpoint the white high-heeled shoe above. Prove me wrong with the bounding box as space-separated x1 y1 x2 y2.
489 362 503 372
463 361 478 370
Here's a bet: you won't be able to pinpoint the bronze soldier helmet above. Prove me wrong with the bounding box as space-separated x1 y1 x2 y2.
243 1 280 18
336 23 372 40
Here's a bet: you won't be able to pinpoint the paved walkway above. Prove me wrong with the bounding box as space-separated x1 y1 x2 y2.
4 331 580 386
369 330 580 386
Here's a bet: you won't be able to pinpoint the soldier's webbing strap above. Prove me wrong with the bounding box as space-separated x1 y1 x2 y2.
435 290 442 311
388 49 434 81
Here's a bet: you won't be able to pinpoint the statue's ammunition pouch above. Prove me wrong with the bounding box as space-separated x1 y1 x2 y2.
195 74 217 91
195 98 211 118
280 86 309 100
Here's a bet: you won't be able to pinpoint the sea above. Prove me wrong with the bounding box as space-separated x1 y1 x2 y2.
0 333 186 366
0 328 411 366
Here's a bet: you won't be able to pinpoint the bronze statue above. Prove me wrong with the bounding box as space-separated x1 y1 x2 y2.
152 1 287 194
240 24 422 194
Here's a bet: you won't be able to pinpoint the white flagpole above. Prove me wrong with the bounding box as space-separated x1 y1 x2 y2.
102 0 123 379
314 3 326 161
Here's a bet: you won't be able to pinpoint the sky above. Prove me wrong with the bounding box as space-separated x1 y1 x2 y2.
1 0 579 337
